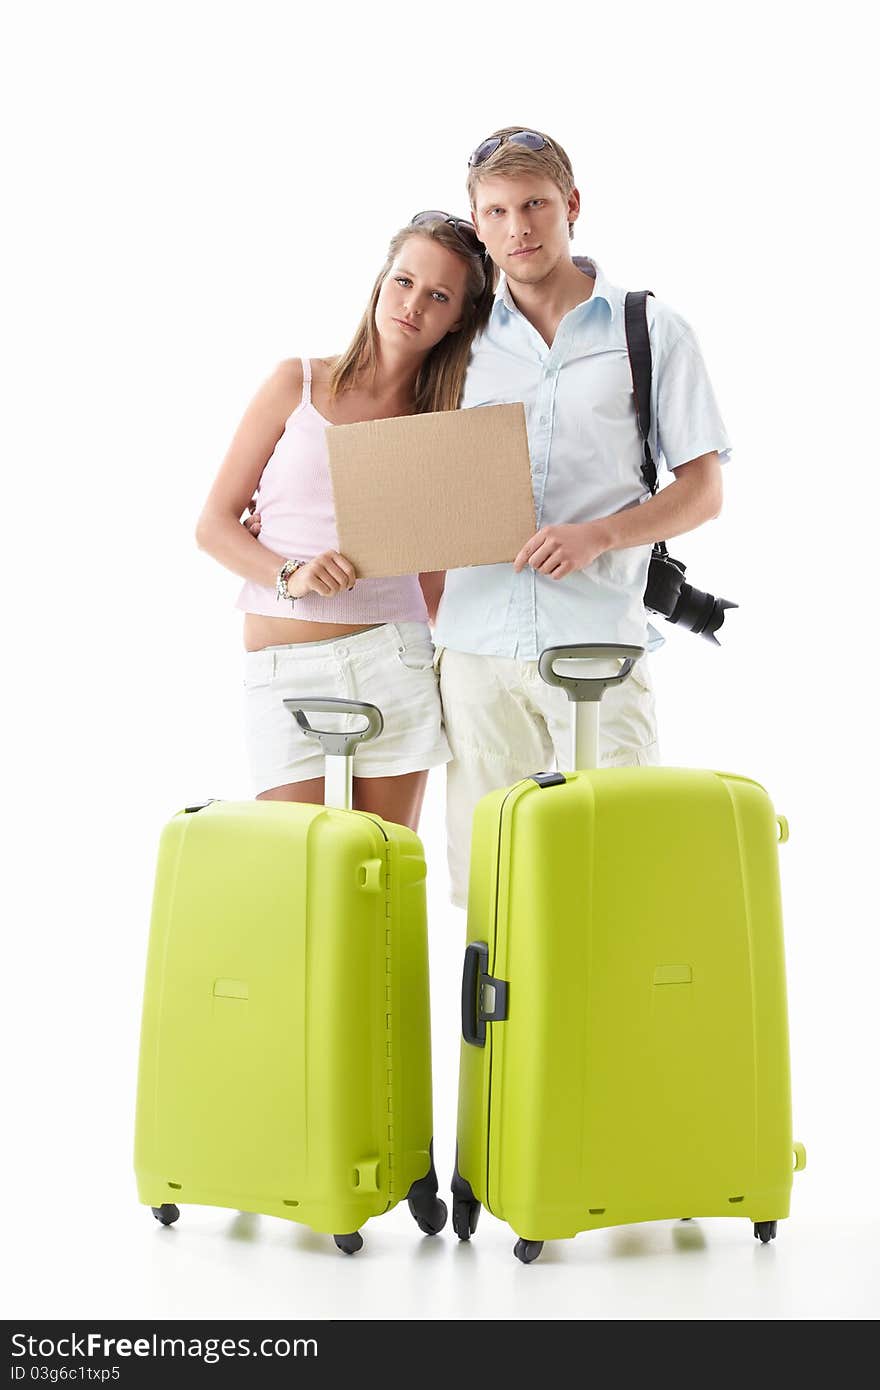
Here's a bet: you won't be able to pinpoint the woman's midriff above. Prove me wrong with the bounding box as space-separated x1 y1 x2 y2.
243 612 382 652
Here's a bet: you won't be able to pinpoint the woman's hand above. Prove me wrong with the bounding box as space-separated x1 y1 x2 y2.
291 551 357 598
239 507 354 597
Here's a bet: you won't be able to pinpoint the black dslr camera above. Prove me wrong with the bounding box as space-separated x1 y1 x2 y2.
644 543 736 645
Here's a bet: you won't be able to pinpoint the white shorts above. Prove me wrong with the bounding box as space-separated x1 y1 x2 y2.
437 647 660 908
243 622 452 795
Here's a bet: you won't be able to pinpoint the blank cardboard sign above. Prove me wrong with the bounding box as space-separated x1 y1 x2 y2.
327 403 536 577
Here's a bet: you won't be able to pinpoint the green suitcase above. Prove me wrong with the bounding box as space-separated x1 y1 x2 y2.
453 646 805 1262
135 698 445 1253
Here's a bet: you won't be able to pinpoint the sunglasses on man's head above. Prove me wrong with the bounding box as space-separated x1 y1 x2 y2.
410 210 485 257
468 130 548 168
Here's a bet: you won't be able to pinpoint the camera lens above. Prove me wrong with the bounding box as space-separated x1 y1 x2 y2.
669 584 737 645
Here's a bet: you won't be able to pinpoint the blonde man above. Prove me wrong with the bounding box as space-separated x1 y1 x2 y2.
432 126 730 907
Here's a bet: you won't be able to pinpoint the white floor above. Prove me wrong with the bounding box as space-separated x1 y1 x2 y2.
6 1160 878 1321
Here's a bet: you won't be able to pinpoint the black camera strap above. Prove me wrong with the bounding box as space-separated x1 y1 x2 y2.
624 289 667 558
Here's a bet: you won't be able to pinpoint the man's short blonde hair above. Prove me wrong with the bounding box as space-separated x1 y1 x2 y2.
466 126 577 239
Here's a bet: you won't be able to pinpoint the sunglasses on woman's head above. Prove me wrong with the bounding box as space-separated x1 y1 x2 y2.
468 130 548 168
410 210 485 257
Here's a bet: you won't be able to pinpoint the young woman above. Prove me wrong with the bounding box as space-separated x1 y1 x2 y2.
195 214 493 830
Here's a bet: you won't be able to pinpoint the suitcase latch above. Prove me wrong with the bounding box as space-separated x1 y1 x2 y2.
479 976 509 1024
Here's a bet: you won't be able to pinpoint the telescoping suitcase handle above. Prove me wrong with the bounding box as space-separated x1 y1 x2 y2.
282 697 383 811
538 643 645 771
538 643 644 701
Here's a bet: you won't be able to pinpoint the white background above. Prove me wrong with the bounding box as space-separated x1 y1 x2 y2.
3 0 877 1322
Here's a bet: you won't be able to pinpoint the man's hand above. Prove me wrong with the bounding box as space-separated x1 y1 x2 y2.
513 521 609 579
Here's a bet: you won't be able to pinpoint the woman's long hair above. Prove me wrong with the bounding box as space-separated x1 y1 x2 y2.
329 222 496 414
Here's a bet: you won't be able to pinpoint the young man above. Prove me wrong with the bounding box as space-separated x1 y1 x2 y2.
432 126 730 907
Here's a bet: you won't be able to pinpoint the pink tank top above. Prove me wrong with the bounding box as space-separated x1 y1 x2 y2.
236 360 429 623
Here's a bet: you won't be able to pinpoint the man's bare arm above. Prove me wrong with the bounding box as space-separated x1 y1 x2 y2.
599 452 722 551
514 452 723 578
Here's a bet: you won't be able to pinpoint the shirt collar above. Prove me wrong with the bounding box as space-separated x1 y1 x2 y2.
494 254 620 321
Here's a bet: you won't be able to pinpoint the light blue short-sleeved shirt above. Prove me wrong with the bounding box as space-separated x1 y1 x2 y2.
433 257 732 660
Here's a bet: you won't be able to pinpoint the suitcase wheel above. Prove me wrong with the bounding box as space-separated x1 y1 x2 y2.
452 1197 481 1242
514 1238 544 1264
753 1221 778 1244
334 1231 364 1255
409 1194 448 1237
151 1204 180 1226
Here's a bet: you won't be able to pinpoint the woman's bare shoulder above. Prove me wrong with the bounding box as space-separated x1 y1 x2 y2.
271 357 306 392
251 357 307 421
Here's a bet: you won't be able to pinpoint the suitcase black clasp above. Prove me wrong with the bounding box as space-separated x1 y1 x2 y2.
462 941 509 1047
